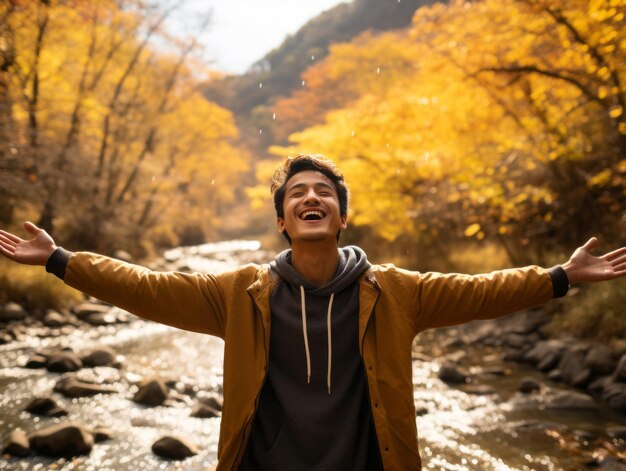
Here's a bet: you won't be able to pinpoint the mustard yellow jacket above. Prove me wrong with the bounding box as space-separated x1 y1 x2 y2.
63 252 553 470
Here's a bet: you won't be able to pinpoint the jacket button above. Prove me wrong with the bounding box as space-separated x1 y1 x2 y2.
368 365 372 371
374 402 378 408
384 447 389 452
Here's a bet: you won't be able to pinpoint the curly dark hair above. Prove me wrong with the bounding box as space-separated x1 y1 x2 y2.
271 154 349 243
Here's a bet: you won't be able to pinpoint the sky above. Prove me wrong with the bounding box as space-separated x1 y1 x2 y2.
164 0 349 75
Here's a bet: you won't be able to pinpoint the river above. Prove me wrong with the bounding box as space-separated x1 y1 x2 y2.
1 241 624 470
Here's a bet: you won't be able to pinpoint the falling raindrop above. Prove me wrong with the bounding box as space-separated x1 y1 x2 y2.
311 55 315 61
351 130 356 137
272 113 276 120
376 67 381 74
302 80 306 86
211 179 215 185
259 129 263 134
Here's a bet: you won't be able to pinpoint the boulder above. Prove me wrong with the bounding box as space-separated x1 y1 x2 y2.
585 345 616 375
46 352 83 373
83 312 118 326
558 348 591 386
2 428 31 457
81 346 118 367
459 384 496 395
537 351 561 372
546 391 599 410
603 383 626 411
28 422 93 457
151 435 198 459
504 333 528 349
524 339 568 365
588 375 614 396
519 377 541 394
25 397 68 417
54 375 117 398
133 378 169 406
198 394 223 411
72 303 110 320
90 427 114 443
614 354 626 382
504 311 547 335
24 354 48 369
547 369 563 382
191 403 220 418
1 302 28 321
42 310 70 327
437 365 467 384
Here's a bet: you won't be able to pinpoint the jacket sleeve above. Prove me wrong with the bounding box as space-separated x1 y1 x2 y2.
64 251 231 338
410 266 554 333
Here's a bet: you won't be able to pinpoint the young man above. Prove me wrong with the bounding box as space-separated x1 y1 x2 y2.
1 154 625 470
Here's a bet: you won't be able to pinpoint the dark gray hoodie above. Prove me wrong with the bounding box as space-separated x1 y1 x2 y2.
239 246 383 470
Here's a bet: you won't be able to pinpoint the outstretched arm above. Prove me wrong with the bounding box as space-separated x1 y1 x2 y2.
561 237 626 285
0 221 56 265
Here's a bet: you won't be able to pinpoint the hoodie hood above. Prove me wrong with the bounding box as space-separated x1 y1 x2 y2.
270 245 370 294
269 246 370 394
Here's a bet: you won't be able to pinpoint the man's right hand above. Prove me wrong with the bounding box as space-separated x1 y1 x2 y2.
0 221 57 266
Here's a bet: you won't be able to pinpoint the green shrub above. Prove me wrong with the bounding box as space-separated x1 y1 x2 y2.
0 259 82 311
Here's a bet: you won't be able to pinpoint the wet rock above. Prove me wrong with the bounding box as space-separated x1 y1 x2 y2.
504 333 528 349
588 375 614 396
83 312 118 326
437 364 467 384
537 351 561 372
614 354 626 382
415 406 429 416
46 352 83 373
603 383 626 411
25 397 68 417
90 427 114 443
72 303 110 320
151 435 198 459
42 310 70 327
460 384 495 395
28 422 93 457
572 368 594 388
585 345 616 375
502 349 525 362
524 339 568 365
81 346 118 367
24 354 48 369
547 369 563 382
519 377 541 393
191 403 220 418
1 302 28 321
546 391 599 410
198 394 223 411
54 375 117 398
515 420 567 433
504 311 547 335
2 428 31 457
133 378 169 406
0 332 13 344
558 348 591 386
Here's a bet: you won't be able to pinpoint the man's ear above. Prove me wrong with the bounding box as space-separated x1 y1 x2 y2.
340 215 348 230
277 217 286 233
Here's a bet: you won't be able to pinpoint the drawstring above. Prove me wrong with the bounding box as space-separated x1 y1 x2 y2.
299 286 335 394
300 286 311 384
326 293 334 394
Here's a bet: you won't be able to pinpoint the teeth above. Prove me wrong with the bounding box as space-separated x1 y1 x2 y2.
301 210 324 219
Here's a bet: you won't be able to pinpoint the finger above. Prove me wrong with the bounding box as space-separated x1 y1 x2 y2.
23 221 42 236
605 246 626 262
0 229 22 244
610 253 626 266
0 233 18 249
581 237 598 252
0 238 16 254
613 261 626 273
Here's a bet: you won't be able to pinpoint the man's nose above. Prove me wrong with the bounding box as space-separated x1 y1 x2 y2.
303 188 320 204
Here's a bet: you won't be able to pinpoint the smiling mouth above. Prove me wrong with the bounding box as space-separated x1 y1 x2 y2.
300 210 325 221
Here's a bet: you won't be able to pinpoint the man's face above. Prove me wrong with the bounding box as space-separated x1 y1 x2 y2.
277 170 347 244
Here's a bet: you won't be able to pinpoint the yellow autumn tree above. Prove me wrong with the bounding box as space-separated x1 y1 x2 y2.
269 0 626 265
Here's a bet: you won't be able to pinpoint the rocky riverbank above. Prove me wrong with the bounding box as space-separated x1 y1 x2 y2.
423 309 626 469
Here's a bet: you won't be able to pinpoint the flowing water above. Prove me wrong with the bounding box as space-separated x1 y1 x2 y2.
0 241 624 470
